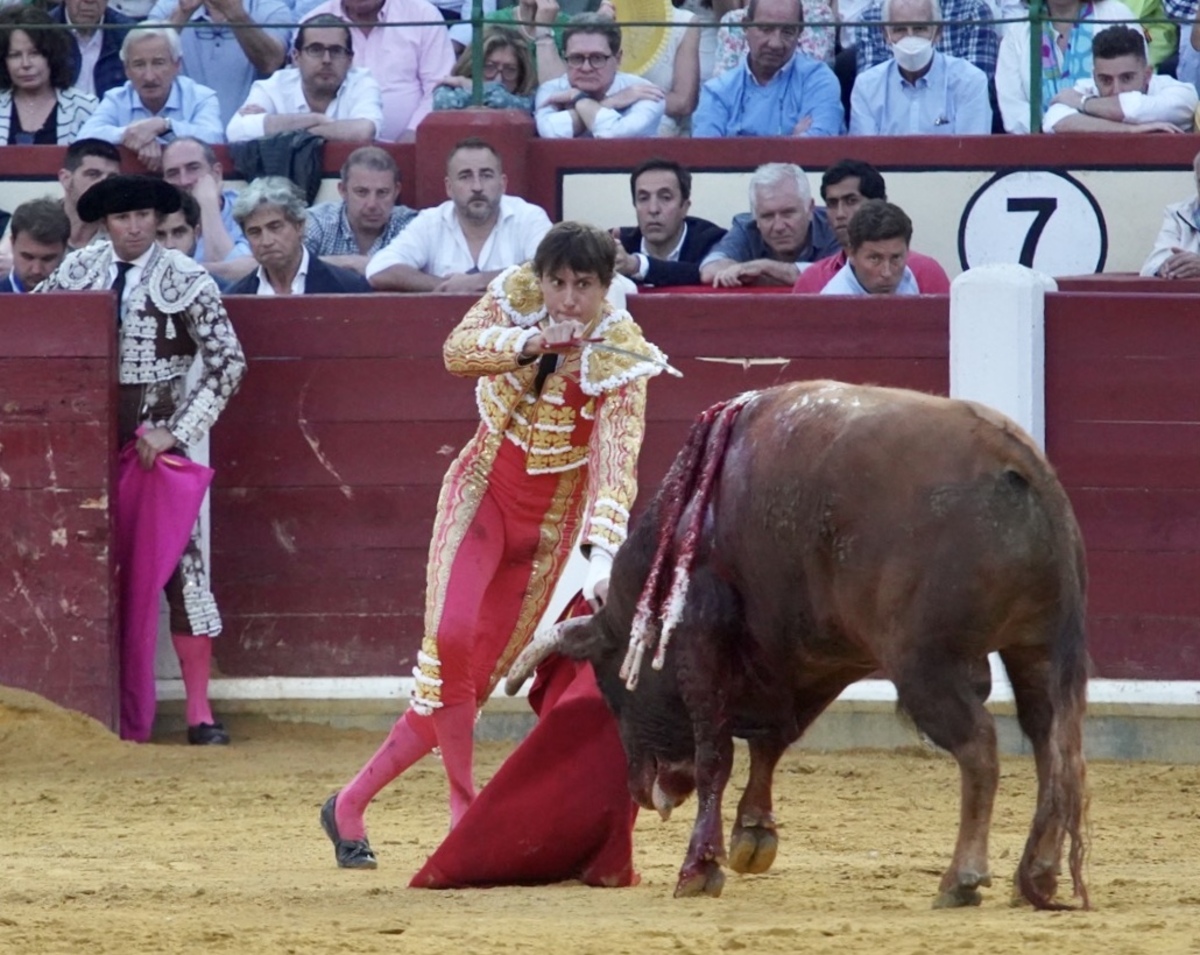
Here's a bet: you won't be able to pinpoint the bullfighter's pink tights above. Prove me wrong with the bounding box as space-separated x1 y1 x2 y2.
172 634 215 727
335 703 477 841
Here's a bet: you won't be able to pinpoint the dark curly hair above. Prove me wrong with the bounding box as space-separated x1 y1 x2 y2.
0 5 76 92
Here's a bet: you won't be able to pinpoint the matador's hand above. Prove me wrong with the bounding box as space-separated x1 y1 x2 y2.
137 427 178 470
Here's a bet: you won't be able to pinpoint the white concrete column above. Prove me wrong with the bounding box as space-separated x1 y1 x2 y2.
949 264 1054 696
949 263 1055 450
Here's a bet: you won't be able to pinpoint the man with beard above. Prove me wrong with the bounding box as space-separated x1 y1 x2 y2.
36 174 246 745
366 138 552 293
225 14 383 143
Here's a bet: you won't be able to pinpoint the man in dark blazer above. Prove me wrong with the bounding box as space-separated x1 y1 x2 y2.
614 158 726 288
50 0 137 100
226 177 371 295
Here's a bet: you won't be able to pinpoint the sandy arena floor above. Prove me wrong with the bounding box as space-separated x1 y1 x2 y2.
3 685 1200 955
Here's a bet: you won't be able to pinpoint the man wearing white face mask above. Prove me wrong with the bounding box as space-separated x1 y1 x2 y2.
849 0 992 135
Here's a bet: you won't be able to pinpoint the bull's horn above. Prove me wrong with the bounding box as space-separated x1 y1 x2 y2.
652 778 673 821
503 615 593 695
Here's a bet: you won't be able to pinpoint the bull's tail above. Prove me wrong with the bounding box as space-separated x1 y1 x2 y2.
1016 599 1091 910
621 392 754 688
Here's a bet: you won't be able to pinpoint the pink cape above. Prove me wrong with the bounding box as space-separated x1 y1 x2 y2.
410 652 638 889
115 443 214 742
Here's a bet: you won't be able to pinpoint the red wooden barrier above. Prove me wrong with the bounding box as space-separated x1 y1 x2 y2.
0 294 119 729
1046 293 1200 679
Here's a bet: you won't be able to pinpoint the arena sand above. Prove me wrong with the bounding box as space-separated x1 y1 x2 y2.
3 684 1199 955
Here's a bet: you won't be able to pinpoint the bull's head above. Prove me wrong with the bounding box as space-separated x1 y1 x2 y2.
506 608 698 819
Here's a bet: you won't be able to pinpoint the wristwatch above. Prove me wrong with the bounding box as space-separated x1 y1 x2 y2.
162 116 174 135
571 90 591 106
1077 93 1092 115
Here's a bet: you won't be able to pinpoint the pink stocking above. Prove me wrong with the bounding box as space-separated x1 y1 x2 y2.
433 702 477 828
171 634 215 727
335 709 438 841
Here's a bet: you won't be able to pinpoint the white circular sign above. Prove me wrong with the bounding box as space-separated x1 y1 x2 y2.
957 170 1107 276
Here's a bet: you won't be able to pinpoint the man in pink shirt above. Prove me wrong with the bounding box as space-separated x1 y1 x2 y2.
793 159 950 294
302 0 455 141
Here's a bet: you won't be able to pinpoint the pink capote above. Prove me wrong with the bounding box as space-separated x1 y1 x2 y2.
410 650 639 889
115 442 214 742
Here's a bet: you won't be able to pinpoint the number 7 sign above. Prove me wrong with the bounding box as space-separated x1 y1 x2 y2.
958 170 1108 276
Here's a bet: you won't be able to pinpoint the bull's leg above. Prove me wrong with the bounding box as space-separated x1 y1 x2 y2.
998 646 1059 903
675 727 735 898
894 657 999 909
728 734 787 875
728 681 850 876
1000 642 1089 910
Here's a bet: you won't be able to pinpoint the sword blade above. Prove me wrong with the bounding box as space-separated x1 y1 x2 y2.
584 340 684 378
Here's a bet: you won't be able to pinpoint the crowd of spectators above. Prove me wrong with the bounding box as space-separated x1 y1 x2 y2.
2 0 1199 296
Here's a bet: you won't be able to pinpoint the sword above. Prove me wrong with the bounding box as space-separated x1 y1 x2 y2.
583 338 684 378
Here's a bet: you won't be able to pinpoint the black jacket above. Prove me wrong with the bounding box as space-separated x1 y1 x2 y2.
617 216 727 287
226 255 371 295
51 5 136 99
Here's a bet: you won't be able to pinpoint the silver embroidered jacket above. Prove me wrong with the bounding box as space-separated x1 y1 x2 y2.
38 242 246 448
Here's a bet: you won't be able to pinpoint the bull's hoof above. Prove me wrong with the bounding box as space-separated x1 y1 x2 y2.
728 825 778 875
932 871 992 909
674 862 726 898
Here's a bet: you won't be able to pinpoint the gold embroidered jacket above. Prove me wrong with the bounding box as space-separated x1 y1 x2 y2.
443 264 667 555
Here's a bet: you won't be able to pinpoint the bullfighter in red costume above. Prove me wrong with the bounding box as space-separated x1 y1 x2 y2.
321 222 667 877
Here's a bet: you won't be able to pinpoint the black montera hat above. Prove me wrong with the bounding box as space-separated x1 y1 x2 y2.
77 175 182 224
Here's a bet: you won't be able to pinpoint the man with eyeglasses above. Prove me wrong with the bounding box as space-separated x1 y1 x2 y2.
226 14 383 143
693 0 844 137
534 13 665 139
77 24 226 171
299 0 455 142
146 0 293 127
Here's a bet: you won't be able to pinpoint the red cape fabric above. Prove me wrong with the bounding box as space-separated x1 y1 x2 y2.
115 444 213 742
410 654 638 889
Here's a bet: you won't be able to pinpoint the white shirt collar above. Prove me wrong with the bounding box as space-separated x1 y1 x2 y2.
255 247 310 296
640 222 688 262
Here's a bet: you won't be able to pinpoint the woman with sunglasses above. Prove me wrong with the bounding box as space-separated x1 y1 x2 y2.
0 6 97 146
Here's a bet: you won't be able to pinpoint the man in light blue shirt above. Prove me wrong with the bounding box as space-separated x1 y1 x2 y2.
821 199 920 295
146 0 292 127
849 0 991 135
693 0 844 138
77 24 226 171
162 137 255 282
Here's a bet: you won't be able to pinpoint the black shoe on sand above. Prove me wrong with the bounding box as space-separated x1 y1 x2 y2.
187 722 230 745
321 794 378 869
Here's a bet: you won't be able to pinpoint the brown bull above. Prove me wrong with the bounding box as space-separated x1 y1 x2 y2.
508 381 1089 909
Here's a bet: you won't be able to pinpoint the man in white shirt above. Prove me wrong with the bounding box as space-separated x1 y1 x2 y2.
367 138 553 293
535 13 665 139
1044 24 1197 134
225 14 384 143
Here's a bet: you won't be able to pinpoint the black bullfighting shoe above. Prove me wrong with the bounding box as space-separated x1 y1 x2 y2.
321 794 378 869
187 721 231 745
